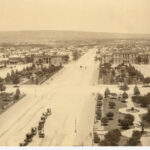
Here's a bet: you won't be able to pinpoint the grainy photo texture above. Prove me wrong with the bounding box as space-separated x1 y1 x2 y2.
0 0 150 146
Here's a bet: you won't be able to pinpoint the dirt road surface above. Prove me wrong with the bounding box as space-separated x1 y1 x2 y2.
0 49 98 146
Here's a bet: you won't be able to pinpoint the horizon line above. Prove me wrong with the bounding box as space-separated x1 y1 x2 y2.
0 29 150 35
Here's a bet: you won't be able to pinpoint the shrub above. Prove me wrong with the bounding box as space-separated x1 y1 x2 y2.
14 88 21 100
132 130 142 141
104 88 110 98
94 133 100 143
120 82 129 91
0 84 6 94
142 110 150 123
127 137 139 146
101 117 108 125
119 114 134 129
0 78 6 94
132 93 150 107
96 109 102 120
96 114 102 120
122 91 128 99
144 77 150 85
121 99 126 103
106 112 114 120
132 95 142 104
119 119 130 129
5 73 11 83
109 102 116 109
140 97 150 107
97 101 102 107
125 114 134 125
134 85 140 95
12 74 20 86
97 93 103 100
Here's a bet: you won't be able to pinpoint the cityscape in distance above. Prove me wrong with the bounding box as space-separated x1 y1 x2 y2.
0 0 150 147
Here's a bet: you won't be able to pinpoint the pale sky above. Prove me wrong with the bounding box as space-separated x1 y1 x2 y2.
0 0 150 33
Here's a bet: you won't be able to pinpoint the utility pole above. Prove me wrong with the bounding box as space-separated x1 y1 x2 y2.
75 119 77 133
35 87 36 97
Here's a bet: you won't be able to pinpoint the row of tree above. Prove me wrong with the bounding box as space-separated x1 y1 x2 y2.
95 93 103 120
100 62 150 86
72 50 80 61
100 63 145 85
5 70 20 85
4 63 62 85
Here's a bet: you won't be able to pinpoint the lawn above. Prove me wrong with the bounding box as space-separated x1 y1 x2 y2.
134 64 150 77
103 97 127 131
0 92 13 107
0 92 25 114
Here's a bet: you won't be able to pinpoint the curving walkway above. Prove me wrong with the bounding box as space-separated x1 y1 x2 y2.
118 91 149 145
119 100 147 126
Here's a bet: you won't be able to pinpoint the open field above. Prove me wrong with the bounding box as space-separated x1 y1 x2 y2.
0 63 32 78
134 64 150 77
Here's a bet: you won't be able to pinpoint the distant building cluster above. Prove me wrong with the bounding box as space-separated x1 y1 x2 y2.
97 43 150 64
34 55 69 66
100 52 150 64
0 45 87 67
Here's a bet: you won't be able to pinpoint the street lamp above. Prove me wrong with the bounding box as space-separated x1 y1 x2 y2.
35 87 36 97
75 119 77 133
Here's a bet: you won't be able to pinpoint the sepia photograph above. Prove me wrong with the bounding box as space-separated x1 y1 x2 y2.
0 0 150 148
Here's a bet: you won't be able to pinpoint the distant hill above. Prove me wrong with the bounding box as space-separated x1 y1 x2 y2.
0 30 150 44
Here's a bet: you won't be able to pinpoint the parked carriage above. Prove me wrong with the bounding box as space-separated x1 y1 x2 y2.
31 127 37 136
24 133 33 143
38 121 45 130
46 108 52 116
39 129 45 138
